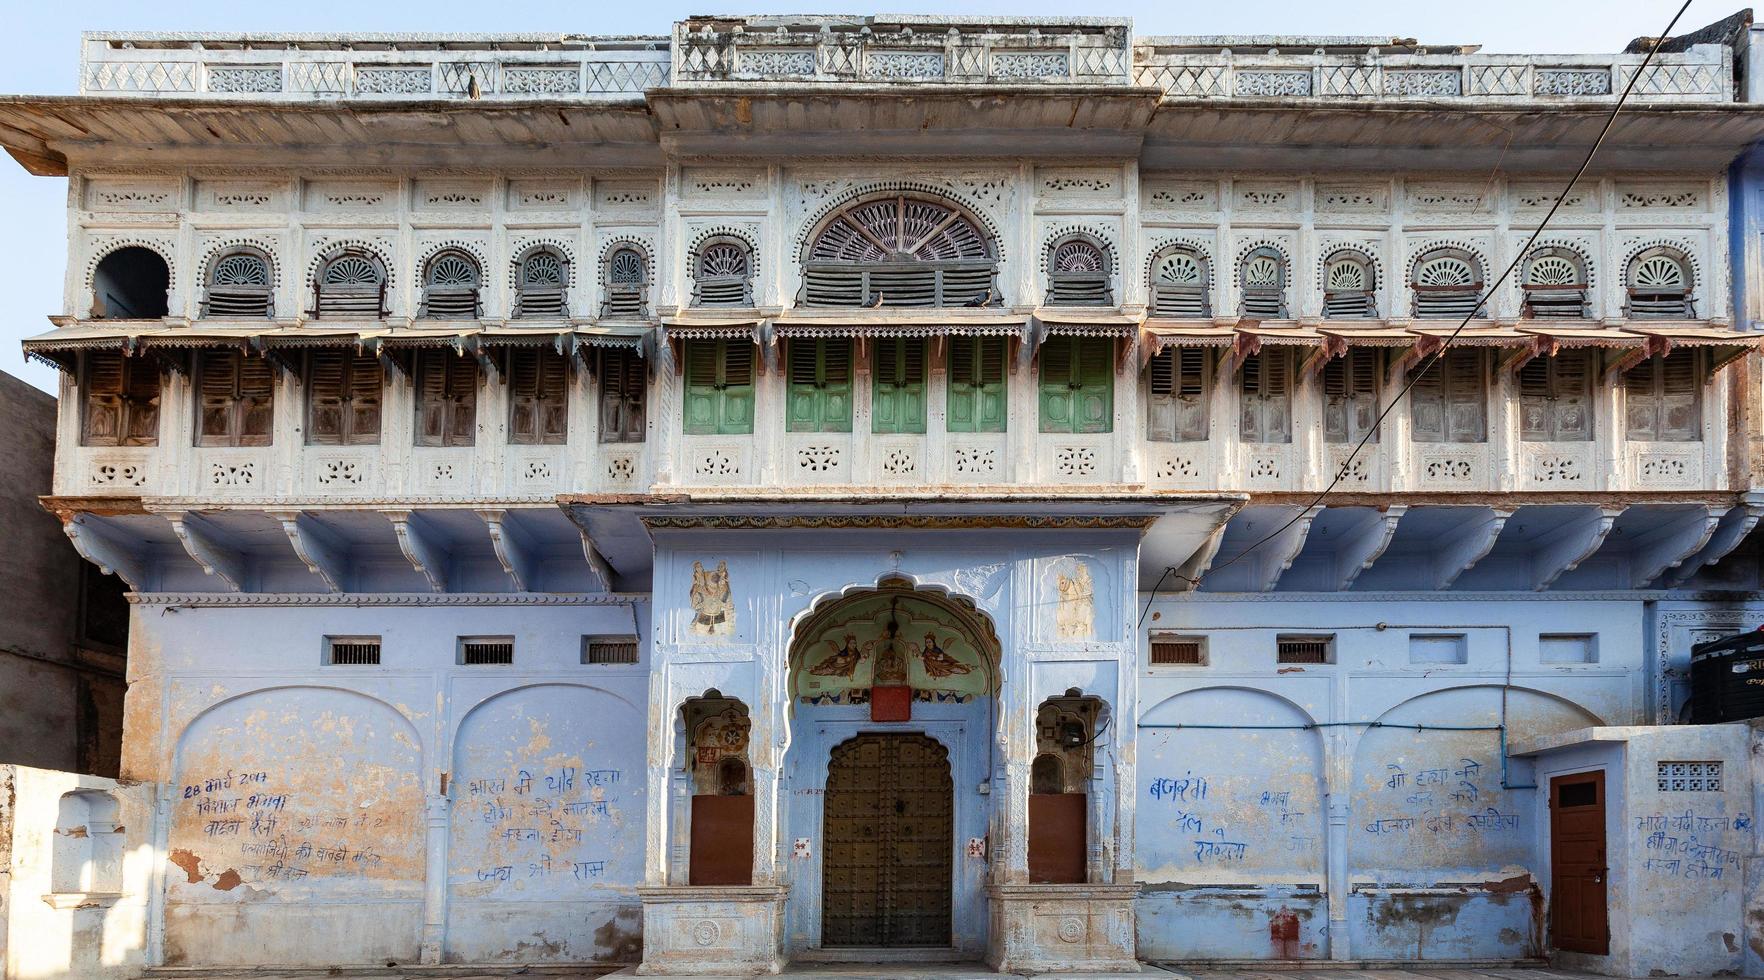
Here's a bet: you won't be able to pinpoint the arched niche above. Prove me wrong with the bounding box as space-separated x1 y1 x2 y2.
679 690 753 886
91 245 171 319
1137 687 1325 880
1348 684 1602 880
1029 689 1110 883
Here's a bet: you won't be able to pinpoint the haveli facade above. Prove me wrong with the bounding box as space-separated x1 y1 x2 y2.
1 13 1763 979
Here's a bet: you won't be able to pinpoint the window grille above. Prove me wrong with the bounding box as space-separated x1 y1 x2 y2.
1411 248 1484 319
202 248 274 318
81 351 160 447
1277 636 1333 664
1656 761 1721 792
1046 236 1112 306
1038 336 1113 434
313 249 387 319
1239 350 1292 444
601 247 649 319
1521 248 1589 319
692 239 754 307
459 637 515 665
946 336 1007 434
1410 349 1488 443
506 348 569 445
1323 349 1381 444
787 338 854 433
597 347 646 444
683 340 755 435
1625 351 1702 442
800 194 998 308
1519 350 1594 442
1239 247 1288 319
1625 247 1695 319
1146 347 1207 443
1322 250 1377 319
305 350 382 446
195 350 274 448
324 636 381 666
414 349 478 447
1149 635 1205 665
418 249 482 320
583 635 640 665
513 247 569 319
1149 246 1210 318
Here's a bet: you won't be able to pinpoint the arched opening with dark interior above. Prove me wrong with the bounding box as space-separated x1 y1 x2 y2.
91 246 170 319
681 690 753 886
1030 689 1107 884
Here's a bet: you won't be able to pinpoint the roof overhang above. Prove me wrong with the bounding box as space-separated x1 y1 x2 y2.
1142 101 1764 174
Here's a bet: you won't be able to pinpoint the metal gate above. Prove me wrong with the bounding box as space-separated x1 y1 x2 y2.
821 733 953 947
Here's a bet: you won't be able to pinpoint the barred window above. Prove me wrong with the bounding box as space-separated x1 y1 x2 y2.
1656 761 1720 792
1277 636 1333 664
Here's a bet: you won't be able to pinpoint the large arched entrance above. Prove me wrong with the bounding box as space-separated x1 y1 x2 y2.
822 733 953 947
783 578 1001 958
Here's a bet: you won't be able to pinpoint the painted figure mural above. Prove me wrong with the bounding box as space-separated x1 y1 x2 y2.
1054 560 1095 640
689 559 735 638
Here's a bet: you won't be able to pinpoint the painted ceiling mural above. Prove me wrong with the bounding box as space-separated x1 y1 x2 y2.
791 593 995 704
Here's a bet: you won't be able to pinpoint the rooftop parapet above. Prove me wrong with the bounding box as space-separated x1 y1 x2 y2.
670 15 1133 86
1132 40 1734 103
78 33 671 99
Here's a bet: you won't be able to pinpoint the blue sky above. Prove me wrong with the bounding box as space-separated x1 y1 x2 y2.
0 0 1729 392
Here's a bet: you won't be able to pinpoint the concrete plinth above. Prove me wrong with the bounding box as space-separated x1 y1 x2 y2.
985 883 1141 974
636 885 789 976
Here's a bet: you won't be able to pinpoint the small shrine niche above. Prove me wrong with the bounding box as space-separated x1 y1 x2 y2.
682 691 753 885
1029 689 1106 883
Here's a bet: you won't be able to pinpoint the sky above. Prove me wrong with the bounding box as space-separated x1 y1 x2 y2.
0 0 1735 393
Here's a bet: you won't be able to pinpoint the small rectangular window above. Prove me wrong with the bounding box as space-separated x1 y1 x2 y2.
582 635 640 665
1277 635 1333 664
305 350 383 446
1149 634 1205 665
1409 633 1467 665
324 636 382 666
1540 633 1597 664
683 339 755 435
1410 348 1488 444
947 336 1007 433
1038 336 1114 434
1656 761 1721 792
459 636 515 665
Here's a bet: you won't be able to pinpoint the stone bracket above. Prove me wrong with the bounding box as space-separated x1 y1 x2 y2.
1628 505 1726 588
62 514 147 590
386 509 451 593
479 508 540 592
1432 506 1513 590
166 511 248 591
1530 505 1624 591
270 509 351 593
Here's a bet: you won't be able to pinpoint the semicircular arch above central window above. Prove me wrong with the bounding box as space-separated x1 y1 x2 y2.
800 193 1000 308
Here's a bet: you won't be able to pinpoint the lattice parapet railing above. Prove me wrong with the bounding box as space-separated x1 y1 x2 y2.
672 16 1132 85
1131 47 1732 104
79 34 671 99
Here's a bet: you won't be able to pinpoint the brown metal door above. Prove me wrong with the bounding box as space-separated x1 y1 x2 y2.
1550 770 1609 955
822 733 953 947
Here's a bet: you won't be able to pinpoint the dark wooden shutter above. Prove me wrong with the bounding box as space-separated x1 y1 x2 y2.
1522 351 1593 442
197 350 274 447
1413 349 1486 443
237 355 274 446
1240 351 1291 444
598 347 647 444
1146 348 1207 443
508 348 569 445
414 349 478 447
81 352 125 447
1626 351 1701 442
1323 349 1379 444
120 355 161 446
348 354 382 444
306 350 348 445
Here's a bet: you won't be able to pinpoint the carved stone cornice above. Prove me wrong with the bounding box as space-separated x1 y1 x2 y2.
127 591 645 607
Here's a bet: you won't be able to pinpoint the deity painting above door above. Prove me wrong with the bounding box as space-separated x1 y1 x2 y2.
790 590 996 706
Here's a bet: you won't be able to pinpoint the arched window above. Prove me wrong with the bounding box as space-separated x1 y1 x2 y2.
1238 247 1288 319
418 249 482 320
692 237 754 307
1147 245 1210 318
601 246 649 320
800 193 997 307
312 248 387 319
1045 234 1112 306
1625 246 1695 319
91 246 170 320
1521 247 1589 319
1322 249 1377 319
513 246 570 319
1410 247 1484 319
201 247 273 319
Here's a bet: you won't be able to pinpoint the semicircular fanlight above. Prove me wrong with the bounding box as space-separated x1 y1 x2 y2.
323 255 381 286
1416 256 1476 287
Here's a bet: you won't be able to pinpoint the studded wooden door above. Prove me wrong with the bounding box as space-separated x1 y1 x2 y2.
821 733 953 947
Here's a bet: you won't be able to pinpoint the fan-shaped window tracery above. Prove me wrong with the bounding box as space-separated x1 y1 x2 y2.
418 249 483 320
312 248 387 319
1521 247 1589 319
1625 246 1695 319
1147 245 1210 318
513 246 570 319
601 246 650 320
1321 249 1377 319
693 237 755 307
1410 247 1485 319
1045 234 1112 306
202 247 274 319
800 194 998 307
1238 247 1288 319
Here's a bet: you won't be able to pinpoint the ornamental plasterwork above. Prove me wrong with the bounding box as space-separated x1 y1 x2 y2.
83 179 179 212
1142 179 1217 214
1038 167 1120 198
1510 180 1597 212
505 235 579 295
82 235 179 291
196 234 283 292
1513 234 1598 291
1233 180 1298 213
1038 223 1120 275
502 65 581 95
1384 69 1462 97
1535 68 1613 97
1314 183 1388 214
682 168 767 200
866 51 946 80
412 180 492 211
1403 237 1493 281
595 232 658 273
305 235 398 291
303 180 398 214
1406 182 1489 213
414 235 492 293
593 179 659 211
1615 183 1705 210
508 179 582 212
789 176 1011 260
1618 235 1704 288
685 223 763 281
206 66 283 94
197 180 287 212
1236 71 1311 97
993 52 1069 79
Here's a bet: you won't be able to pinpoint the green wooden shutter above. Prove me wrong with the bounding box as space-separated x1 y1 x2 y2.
787 338 852 433
719 341 755 434
872 338 927 434
1039 337 1076 433
1041 337 1113 434
683 340 721 435
947 337 1006 434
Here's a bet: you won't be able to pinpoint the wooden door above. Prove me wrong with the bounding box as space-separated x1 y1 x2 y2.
1550 770 1609 955
821 734 953 947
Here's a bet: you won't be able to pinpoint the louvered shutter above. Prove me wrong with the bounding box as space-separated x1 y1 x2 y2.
1324 349 1380 444
508 349 568 445
1074 337 1114 433
946 337 1005 434
347 354 382 444
1552 351 1592 442
1409 354 1446 443
237 354 274 446
1443 350 1487 443
1240 351 1291 443
415 350 449 447
1146 349 1175 443
196 351 236 445
1038 337 1076 433
507 349 541 444
598 348 646 444
1518 357 1552 442
306 350 348 445
1626 352 1701 442
872 338 927 434
682 341 720 435
82 352 124 446
787 339 852 433
1146 347 1206 443
719 342 754 434
121 355 161 446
